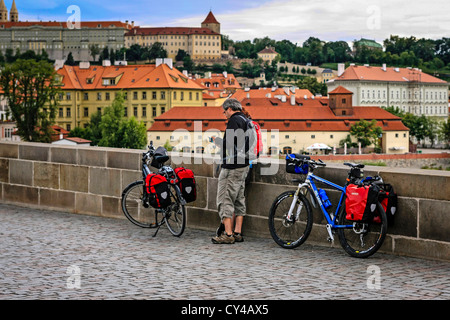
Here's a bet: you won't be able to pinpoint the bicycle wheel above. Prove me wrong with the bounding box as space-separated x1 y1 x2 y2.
121 180 164 228
163 184 186 237
268 190 313 249
337 201 387 258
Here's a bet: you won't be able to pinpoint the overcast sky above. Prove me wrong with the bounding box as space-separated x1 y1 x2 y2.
9 0 450 45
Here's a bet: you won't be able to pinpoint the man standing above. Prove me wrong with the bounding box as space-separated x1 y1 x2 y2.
212 99 251 244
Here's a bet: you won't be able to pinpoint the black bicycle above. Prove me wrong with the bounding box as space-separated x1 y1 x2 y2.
121 142 186 237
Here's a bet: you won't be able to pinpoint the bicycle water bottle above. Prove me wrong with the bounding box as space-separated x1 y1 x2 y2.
318 189 332 209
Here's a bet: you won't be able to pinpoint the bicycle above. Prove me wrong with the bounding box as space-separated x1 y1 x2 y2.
268 155 388 258
121 142 186 237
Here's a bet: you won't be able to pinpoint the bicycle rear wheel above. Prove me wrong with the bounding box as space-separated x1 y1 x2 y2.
121 180 164 228
337 201 387 258
268 191 313 249
164 184 186 237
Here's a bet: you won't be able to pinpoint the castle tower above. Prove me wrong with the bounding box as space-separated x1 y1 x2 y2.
10 0 18 22
201 11 220 34
328 86 354 116
0 0 8 22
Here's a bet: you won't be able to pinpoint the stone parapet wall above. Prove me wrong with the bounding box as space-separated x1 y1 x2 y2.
0 141 449 261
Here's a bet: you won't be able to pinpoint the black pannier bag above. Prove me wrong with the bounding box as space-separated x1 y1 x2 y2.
286 154 310 174
145 173 172 208
345 183 380 222
174 167 197 203
377 183 398 225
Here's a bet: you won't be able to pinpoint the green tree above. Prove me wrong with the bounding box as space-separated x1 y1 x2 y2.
98 93 147 149
349 119 383 148
439 119 450 147
89 44 100 62
0 59 60 142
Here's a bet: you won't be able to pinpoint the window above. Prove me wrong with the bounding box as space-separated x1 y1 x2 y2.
66 92 71 100
142 91 147 100
161 91 166 99
152 107 157 117
83 107 89 117
83 93 89 100
97 93 102 101
311 135 315 139
105 92 110 100
142 107 146 117
152 91 157 99
59 108 63 117
133 107 138 117
66 108 71 117
133 91 138 100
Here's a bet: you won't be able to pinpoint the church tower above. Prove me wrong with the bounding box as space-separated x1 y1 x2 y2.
0 0 8 22
10 0 18 22
201 11 220 34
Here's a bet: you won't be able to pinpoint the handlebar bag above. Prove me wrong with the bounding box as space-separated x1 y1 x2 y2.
145 173 171 208
345 183 379 222
286 154 309 174
174 167 197 203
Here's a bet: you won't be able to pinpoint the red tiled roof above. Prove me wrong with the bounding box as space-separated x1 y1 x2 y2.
329 86 353 94
202 11 220 24
193 73 242 92
336 65 446 84
1 21 129 29
148 105 408 132
57 63 204 90
126 27 219 36
230 88 314 101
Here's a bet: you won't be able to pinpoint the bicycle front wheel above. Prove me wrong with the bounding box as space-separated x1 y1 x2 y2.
164 184 186 237
121 180 164 228
268 191 313 249
337 201 388 258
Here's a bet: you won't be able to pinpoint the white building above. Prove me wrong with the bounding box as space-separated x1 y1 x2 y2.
327 64 449 120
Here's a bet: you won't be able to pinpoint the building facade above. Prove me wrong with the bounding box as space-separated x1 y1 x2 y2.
148 90 409 155
0 1 129 61
327 64 449 120
124 11 221 61
54 60 204 131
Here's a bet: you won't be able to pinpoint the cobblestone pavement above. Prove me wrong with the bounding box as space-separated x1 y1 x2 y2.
0 203 449 302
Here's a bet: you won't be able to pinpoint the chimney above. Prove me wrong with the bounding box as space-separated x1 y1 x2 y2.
183 70 188 77
290 95 295 106
102 59 111 67
223 71 227 78
337 63 345 77
382 63 386 72
156 58 163 67
163 58 173 69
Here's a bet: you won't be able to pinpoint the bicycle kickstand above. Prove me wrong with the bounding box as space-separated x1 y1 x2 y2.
152 225 161 237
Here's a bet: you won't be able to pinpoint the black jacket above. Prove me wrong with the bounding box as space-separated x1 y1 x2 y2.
221 112 250 169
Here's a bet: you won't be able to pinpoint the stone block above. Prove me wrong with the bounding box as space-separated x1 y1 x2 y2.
0 142 18 158
394 237 450 261
75 193 102 215
3 184 38 205
19 143 50 162
107 149 140 170
207 177 218 210
40 189 75 210
246 182 296 217
78 148 107 167
89 167 121 197
51 146 78 165
60 165 89 193
388 197 418 237
34 162 60 189
0 159 9 183
186 207 220 231
9 160 33 186
102 196 122 218
419 199 450 242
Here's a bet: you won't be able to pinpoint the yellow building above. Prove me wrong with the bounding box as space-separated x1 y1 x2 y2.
257 46 279 64
54 61 205 131
125 11 222 61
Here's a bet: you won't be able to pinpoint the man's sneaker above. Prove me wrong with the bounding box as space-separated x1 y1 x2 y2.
211 233 235 244
233 232 244 242
216 222 225 237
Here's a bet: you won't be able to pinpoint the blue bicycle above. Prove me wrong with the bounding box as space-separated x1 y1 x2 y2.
268 155 387 258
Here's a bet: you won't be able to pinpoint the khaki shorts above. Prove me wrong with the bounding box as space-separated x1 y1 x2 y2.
216 166 250 220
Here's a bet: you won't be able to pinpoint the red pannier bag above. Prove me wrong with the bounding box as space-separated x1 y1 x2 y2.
345 184 379 222
174 167 197 203
145 173 171 208
376 183 397 225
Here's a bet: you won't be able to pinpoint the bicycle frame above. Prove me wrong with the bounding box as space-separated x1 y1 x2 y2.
288 171 353 241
